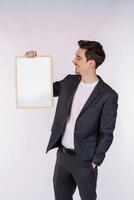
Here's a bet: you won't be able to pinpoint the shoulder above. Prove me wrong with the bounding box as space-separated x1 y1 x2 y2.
63 74 80 79
62 74 80 83
63 74 118 97
101 80 118 101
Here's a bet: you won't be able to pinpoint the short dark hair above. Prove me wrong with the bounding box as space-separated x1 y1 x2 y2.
78 40 106 68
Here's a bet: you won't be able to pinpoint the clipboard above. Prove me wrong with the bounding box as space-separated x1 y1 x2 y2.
15 55 53 108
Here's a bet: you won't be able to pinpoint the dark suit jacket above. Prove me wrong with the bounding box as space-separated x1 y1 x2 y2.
46 74 118 167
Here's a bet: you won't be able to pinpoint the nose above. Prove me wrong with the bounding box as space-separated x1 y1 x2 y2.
72 58 76 65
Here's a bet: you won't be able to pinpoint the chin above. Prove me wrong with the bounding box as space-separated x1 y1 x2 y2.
75 71 80 75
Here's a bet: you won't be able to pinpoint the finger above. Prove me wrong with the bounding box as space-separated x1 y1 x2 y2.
25 51 37 58
33 51 37 57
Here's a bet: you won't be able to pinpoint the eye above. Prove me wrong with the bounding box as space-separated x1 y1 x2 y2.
77 57 81 61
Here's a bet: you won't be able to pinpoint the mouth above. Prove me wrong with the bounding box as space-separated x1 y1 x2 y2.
75 65 79 70
75 67 80 74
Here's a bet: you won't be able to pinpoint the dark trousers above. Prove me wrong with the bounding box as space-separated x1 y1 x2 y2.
53 146 98 200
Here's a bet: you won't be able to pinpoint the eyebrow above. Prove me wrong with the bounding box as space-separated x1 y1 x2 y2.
75 54 82 59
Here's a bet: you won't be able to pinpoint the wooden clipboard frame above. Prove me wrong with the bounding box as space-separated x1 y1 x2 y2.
15 55 54 108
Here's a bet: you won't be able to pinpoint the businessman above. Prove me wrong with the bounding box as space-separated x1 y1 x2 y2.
25 40 118 200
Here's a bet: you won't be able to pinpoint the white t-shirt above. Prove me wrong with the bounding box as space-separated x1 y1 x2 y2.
61 80 98 149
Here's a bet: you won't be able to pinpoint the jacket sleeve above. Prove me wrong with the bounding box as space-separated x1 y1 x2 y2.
53 81 62 97
53 74 70 97
92 92 118 166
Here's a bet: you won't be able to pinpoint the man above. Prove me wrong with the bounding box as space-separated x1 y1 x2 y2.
25 40 118 200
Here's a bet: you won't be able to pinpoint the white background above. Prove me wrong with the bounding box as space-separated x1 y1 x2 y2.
0 0 133 199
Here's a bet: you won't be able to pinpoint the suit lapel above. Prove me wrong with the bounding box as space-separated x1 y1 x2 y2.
74 75 105 117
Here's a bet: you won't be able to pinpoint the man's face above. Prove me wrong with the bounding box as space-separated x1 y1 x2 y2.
72 48 92 76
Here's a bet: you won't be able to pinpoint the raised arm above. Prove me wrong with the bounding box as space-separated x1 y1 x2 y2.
53 81 62 97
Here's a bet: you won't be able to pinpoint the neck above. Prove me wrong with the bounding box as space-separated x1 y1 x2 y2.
81 72 99 84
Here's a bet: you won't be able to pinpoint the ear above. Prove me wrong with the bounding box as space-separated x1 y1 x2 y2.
88 59 96 68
